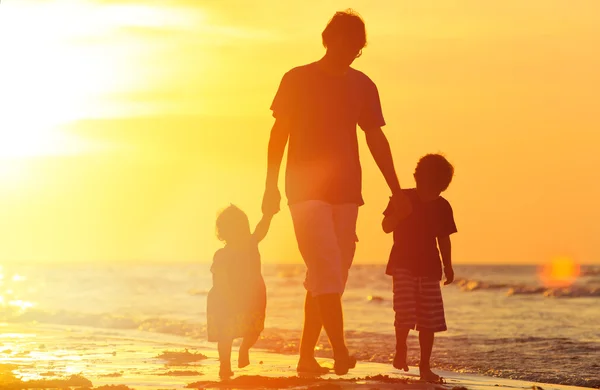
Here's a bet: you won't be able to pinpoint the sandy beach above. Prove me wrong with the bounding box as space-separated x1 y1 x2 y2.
0 323 595 390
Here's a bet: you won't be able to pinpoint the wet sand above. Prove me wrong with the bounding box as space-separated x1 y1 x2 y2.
0 323 593 390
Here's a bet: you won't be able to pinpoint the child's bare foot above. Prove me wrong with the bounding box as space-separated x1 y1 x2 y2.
393 351 409 371
393 345 409 371
238 347 250 368
419 367 442 383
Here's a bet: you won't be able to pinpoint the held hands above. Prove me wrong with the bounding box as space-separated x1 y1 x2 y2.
444 266 454 285
262 186 281 216
391 191 412 220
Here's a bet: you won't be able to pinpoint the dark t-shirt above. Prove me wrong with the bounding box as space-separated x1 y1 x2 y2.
384 188 457 279
270 62 385 205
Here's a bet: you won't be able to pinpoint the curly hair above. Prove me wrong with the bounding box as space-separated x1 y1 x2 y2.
414 154 455 193
215 204 251 243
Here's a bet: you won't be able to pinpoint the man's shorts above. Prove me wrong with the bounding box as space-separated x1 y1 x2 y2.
289 200 359 296
392 268 447 332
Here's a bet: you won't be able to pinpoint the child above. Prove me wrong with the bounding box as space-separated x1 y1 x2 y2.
207 205 273 379
382 154 457 383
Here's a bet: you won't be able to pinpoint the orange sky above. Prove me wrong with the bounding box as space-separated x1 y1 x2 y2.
0 0 599 264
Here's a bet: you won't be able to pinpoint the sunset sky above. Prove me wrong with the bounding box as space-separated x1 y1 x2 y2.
0 0 599 265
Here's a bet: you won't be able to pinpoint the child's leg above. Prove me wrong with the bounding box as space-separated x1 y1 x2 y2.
217 338 234 378
238 331 260 368
418 330 434 370
418 330 440 381
392 268 418 372
393 327 410 371
414 277 447 382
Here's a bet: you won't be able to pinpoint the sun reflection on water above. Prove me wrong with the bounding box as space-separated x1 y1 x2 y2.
0 269 36 315
12 274 26 282
538 257 581 288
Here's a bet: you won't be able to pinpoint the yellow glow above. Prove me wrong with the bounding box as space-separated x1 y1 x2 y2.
12 275 26 282
0 1 198 160
0 0 599 265
538 257 581 288
0 130 91 159
8 300 34 311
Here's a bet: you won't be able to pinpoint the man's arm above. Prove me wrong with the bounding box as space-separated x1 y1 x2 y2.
364 128 412 219
364 127 401 194
437 235 454 285
262 117 290 215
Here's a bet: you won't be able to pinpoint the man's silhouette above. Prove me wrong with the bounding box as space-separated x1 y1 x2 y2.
262 10 411 375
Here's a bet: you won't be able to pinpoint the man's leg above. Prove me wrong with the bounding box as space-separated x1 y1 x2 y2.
314 292 355 374
297 292 327 372
332 204 359 289
290 201 344 373
325 203 359 374
315 293 345 352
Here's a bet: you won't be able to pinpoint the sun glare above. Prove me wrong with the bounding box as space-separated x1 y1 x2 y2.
538 257 581 288
0 130 91 159
0 0 199 161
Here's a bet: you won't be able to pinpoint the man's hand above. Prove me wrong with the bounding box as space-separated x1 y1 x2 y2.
391 192 412 220
444 266 454 285
262 186 281 216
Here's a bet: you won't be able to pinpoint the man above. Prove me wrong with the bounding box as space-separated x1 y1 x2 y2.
262 10 411 375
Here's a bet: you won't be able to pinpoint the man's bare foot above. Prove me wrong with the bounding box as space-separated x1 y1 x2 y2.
393 348 409 372
419 367 442 383
238 348 250 368
296 357 330 375
333 353 357 375
219 367 234 380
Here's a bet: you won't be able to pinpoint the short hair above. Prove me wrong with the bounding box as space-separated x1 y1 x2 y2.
322 9 367 50
216 204 250 242
414 154 455 193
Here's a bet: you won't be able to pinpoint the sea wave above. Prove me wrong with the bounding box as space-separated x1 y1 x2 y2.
454 278 600 298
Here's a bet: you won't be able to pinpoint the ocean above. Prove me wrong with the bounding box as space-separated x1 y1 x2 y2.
0 263 598 388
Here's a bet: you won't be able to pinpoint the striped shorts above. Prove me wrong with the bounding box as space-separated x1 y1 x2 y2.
392 268 447 333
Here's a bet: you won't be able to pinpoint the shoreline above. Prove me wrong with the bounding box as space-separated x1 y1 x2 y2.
0 323 597 390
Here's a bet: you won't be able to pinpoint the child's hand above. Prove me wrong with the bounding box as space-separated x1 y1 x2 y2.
443 266 454 285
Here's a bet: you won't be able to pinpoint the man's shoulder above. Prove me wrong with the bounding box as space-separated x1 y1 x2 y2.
348 67 377 87
283 62 318 79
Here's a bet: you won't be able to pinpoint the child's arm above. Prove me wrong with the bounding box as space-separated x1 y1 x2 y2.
252 213 274 243
438 235 454 285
